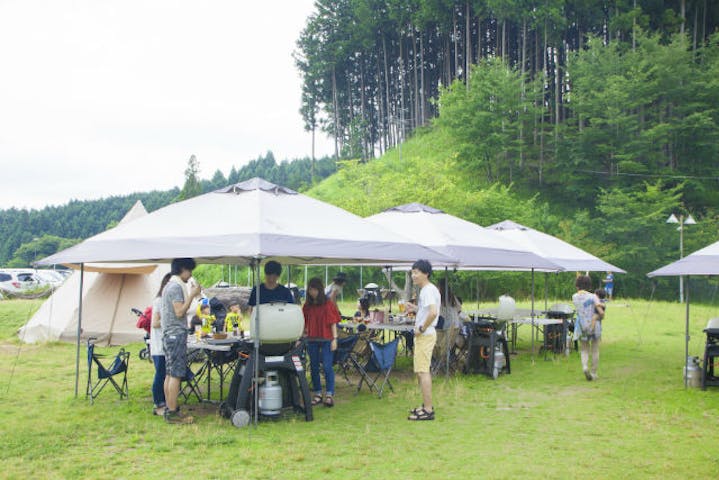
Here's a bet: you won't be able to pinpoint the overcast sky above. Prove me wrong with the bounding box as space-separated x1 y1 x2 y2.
0 1 333 209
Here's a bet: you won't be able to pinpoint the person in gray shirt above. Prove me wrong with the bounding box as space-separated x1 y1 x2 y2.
161 258 201 424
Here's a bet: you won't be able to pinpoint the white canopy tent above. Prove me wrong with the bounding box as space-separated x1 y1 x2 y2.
648 239 719 387
36 178 455 407
366 204 561 271
39 178 454 267
486 220 626 273
648 240 719 277
366 204 563 365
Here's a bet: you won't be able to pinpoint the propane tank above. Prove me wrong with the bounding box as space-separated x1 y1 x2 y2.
683 356 701 388
494 348 506 372
259 371 283 416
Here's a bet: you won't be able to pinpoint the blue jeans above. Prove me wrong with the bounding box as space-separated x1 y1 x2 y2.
151 355 166 407
307 340 335 396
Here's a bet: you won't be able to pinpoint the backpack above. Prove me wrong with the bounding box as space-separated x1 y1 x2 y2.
136 306 153 333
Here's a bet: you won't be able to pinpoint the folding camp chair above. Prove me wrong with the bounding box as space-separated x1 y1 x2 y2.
356 338 399 398
86 338 129 404
333 334 362 386
431 325 460 375
180 348 207 403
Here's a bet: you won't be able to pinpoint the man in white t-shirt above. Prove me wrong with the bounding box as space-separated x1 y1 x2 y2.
405 259 440 421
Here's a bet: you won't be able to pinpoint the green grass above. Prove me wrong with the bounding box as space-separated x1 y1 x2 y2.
1 298 718 479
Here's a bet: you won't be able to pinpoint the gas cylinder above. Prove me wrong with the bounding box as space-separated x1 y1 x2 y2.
259 371 283 416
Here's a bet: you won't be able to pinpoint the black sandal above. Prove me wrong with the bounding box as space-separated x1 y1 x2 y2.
408 405 424 415
408 407 434 421
311 394 323 406
324 395 334 407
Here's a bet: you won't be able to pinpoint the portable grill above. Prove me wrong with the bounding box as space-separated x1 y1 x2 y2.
545 304 574 355
220 302 313 427
702 318 719 390
463 319 511 379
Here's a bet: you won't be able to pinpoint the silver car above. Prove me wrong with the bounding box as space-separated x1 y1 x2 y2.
0 269 42 294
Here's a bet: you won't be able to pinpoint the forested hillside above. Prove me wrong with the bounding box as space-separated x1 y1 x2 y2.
297 0 719 170
0 153 336 266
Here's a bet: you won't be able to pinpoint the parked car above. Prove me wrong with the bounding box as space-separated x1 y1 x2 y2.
34 269 66 288
0 269 42 294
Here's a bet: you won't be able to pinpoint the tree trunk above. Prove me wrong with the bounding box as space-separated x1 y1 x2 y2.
311 126 315 182
453 8 459 80
477 16 482 62
502 19 507 60
332 67 339 160
376 50 385 155
382 35 393 148
520 17 526 170
680 0 686 35
359 58 367 161
412 28 420 129
399 34 406 143
420 32 426 125
445 34 451 87
465 1 471 89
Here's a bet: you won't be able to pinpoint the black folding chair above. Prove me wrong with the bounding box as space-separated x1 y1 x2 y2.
356 338 399 398
333 334 361 386
86 338 129 404
180 348 207 403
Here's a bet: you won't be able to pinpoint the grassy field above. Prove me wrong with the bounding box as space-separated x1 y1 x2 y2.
1 298 718 479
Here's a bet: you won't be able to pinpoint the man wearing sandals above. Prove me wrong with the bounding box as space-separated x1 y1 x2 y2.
406 259 440 421
162 258 201 424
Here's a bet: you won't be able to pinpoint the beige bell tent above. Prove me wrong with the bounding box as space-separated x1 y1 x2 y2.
18 201 169 345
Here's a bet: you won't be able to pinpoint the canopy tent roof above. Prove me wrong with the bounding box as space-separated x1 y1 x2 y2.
647 240 719 277
486 220 626 273
37 178 455 267
365 204 562 271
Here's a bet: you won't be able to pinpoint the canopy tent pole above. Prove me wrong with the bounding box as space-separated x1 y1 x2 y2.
304 265 308 292
544 272 549 312
252 258 262 427
387 266 393 313
684 277 690 389
74 263 85 398
444 267 451 376
360 266 363 291
531 268 535 362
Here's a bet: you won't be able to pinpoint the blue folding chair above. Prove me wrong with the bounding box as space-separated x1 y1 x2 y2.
356 338 399 398
86 338 129 404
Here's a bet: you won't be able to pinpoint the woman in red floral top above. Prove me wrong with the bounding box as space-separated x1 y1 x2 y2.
303 277 340 407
